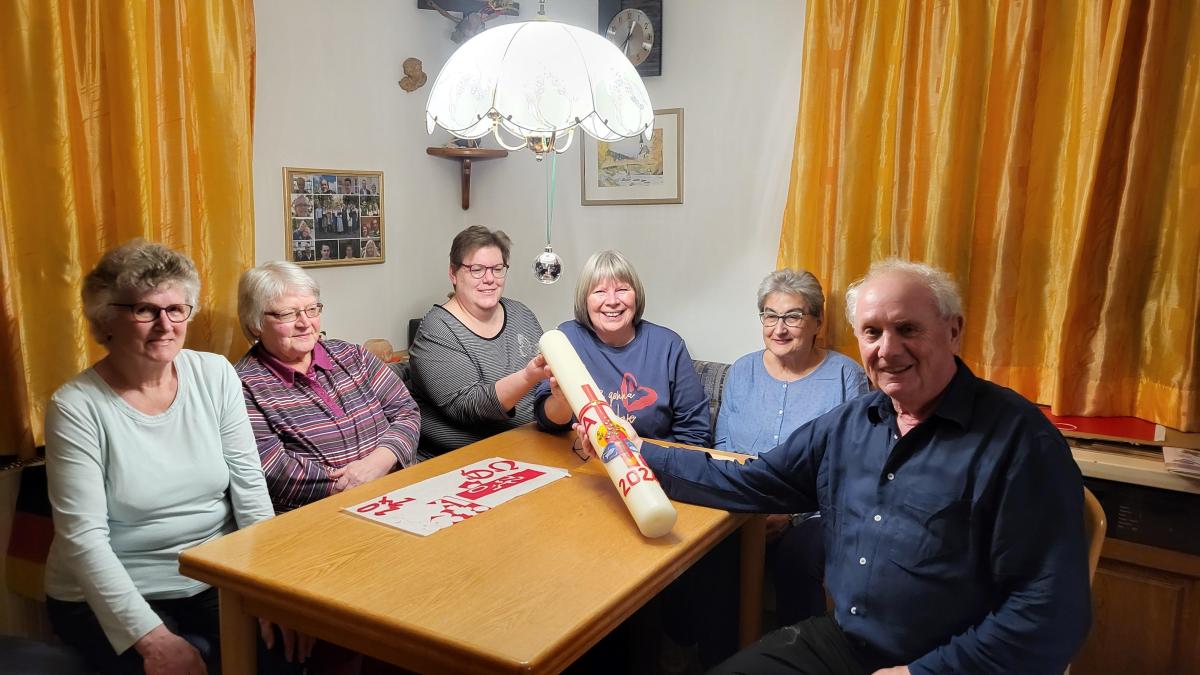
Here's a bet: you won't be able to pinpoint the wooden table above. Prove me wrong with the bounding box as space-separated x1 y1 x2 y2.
180 426 763 674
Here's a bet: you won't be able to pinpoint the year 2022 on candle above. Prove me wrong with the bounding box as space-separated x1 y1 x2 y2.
539 329 676 538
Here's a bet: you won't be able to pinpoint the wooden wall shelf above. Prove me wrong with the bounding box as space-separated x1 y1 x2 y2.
426 146 508 210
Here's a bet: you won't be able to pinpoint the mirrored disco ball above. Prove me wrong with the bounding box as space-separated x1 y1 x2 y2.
533 246 564 284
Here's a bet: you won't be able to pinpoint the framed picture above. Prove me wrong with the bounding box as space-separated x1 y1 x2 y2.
284 167 384 267
581 108 682 205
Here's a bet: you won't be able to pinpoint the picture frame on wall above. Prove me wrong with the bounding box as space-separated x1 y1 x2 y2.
284 167 384 268
580 108 682 205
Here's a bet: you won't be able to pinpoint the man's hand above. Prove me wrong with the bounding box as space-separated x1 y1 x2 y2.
572 416 640 459
330 447 397 493
135 624 207 675
872 667 911 675
258 618 316 664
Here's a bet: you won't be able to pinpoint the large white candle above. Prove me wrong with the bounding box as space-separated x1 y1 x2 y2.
539 330 677 538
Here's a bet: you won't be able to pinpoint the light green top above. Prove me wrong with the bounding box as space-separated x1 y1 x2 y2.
44 349 275 654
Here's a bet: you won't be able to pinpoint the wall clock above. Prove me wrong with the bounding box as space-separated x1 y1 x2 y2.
598 0 662 77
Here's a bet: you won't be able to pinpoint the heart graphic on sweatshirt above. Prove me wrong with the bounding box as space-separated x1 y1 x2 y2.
619 373 658 412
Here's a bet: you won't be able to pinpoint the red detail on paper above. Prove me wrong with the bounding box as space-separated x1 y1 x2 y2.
355 494 415 516
1039 406 1157 442
428 496 489 524
456 468 547 499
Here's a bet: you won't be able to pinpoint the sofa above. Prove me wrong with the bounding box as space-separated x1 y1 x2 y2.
391 359 731 435
692 359 731 437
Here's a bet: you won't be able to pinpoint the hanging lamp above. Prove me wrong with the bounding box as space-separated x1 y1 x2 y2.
425 1 655 283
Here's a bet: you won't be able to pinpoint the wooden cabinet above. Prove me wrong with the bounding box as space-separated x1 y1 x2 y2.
1072 539 1200 674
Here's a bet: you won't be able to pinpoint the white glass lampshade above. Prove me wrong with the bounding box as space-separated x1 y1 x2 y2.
426 19 654 156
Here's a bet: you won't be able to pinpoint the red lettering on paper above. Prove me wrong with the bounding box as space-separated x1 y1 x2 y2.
356 494 415 516
456 468 546 499
428 496 489 524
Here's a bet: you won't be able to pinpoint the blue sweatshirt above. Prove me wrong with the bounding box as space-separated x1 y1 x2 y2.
534 320 712 447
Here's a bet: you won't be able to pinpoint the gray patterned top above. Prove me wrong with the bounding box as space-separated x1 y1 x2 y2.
408 297 543 457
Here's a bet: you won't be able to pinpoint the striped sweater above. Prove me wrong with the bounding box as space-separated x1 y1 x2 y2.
235 339 420 512
408 298 544 456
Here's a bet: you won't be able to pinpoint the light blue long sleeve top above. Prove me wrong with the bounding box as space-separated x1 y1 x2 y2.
44 350 275 654
715 349 869 455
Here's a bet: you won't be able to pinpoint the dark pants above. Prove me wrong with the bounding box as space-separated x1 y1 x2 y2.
47 588 304 675
710 615 869 675
663 532 742 668
771 516 828 626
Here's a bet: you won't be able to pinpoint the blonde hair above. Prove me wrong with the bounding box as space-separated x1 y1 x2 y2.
573 250 646 329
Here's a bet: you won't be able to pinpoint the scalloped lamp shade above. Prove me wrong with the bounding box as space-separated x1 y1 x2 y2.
425 19 654 156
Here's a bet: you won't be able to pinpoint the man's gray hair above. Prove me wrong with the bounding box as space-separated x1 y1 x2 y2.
844 258 963 325
81 239 201 344
238 261 321 341
573 250 646 329
757 268 825 320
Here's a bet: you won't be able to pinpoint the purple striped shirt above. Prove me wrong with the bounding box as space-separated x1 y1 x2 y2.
235 339 420 512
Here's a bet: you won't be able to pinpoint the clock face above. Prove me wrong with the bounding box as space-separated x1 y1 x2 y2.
606 8 654 67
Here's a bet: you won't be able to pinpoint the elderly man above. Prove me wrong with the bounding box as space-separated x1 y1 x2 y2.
610 260 1091 674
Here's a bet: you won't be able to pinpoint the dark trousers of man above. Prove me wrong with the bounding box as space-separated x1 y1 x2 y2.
771 515 828 626
711 615 873 675
47 588 304 675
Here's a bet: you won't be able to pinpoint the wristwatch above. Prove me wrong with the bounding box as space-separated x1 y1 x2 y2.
789 512 821 527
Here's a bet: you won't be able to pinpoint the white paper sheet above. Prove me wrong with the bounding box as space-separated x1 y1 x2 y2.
344 457 570 536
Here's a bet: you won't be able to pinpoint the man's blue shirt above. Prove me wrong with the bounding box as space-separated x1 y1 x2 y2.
641 359 1091 674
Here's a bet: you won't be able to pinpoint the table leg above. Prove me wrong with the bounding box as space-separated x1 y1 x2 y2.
738 515 766 647
219 588 257 674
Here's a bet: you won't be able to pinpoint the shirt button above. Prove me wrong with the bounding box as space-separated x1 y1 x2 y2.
850 606 858 615
873 514 882 522
887 472 895 481
859 557 867 565
773 435 778 441
892 433 898 440
778 410 783 415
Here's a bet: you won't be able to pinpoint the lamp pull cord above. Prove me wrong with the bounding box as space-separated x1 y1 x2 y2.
545 151 557 246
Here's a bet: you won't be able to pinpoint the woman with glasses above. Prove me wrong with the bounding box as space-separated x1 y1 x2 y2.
533 249 718 668
408 225 548 458
234 261 420 514
718 268 868 626
534 249 712 447
44 240 302 674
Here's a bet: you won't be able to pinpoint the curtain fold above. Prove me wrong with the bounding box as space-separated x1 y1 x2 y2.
0 0 256 457
780 0 1198 431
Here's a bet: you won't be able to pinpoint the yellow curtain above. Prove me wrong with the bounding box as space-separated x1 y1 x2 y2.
0 0 256 458
780 0 1199 432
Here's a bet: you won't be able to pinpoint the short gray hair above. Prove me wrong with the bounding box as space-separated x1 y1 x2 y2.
844 258 962 325
82 240 201 344
757 268 824 320
238 261 321 341
573 250 646 329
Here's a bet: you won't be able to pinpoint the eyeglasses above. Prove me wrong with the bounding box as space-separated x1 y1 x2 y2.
264 304 324 322
109 303 193 323
460 264 509 279
570 436 591 462
759 311 808 328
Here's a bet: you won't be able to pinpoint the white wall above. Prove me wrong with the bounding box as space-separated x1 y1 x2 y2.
253 0 805 363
